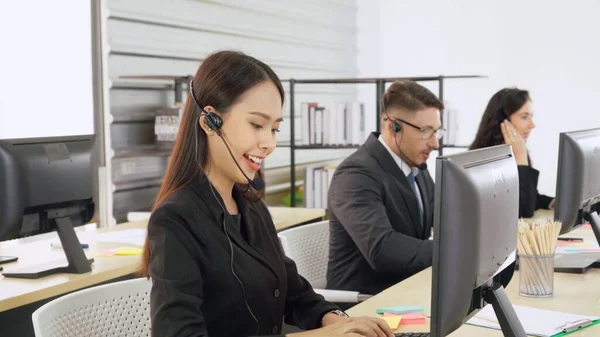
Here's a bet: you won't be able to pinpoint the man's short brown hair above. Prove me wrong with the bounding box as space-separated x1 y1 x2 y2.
381 80 444 119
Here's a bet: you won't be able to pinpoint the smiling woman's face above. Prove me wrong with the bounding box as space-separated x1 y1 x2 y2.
509 100 535 141
202 80 283 186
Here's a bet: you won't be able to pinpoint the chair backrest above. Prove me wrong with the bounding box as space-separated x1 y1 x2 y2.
32 277 152 337
278 220 329 288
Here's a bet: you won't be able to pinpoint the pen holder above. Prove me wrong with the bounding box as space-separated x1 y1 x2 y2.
518 253 554 298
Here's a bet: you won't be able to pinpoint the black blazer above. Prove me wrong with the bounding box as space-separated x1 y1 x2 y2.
147 177 338 337
327 132 435 295
518 165 553 218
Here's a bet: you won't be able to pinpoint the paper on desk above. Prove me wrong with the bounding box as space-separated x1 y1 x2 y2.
94 229 146 246
467 304 599 337
555 239 600 254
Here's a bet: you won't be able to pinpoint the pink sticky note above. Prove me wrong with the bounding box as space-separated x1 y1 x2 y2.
401 312 426 320
399 312 426 325
383 312 426 325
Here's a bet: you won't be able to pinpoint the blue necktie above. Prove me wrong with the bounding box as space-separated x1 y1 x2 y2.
407 172 424 229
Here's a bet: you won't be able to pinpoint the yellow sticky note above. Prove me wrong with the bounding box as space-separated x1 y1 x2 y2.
382 315 403 329
115 248 142 256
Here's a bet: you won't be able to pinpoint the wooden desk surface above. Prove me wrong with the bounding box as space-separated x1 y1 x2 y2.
347 226 600 336
0 206 324 312
268 206 326 231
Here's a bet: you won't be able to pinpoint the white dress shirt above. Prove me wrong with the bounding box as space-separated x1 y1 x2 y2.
378 135 424 216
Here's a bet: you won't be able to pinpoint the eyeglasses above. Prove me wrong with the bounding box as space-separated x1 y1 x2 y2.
392 118 446 140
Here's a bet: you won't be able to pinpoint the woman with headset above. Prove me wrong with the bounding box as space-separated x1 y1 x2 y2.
469 88 555 218
140 50 394 337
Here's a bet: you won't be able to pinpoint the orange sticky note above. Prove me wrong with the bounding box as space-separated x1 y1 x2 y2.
382 315 402 329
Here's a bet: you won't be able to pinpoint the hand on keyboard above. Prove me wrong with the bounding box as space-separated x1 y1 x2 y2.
394 333 430 337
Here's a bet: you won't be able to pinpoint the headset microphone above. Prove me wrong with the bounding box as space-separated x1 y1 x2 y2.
189 83 265 191
217 134 265 191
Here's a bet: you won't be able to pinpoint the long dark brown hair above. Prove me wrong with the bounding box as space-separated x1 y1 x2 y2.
469 88 531 151
139 50 284 277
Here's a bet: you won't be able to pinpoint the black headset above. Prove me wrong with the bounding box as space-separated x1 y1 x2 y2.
188 85 224 135
203 111 224 135
391 119 402 133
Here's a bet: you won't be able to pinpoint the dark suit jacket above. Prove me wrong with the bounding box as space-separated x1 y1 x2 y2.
327 132 435 295
147 177 338 337
518 165 553 218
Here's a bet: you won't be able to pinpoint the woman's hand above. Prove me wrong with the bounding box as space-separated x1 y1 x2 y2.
288 316 395 337
501 120 529 166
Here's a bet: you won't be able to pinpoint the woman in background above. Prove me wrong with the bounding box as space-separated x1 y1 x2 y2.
140 50 393 337
470 88 554 218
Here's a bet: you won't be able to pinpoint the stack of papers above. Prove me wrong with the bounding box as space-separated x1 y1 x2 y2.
467 304 600 337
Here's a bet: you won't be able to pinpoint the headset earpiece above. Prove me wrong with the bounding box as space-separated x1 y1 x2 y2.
204 112 223 131
391 120 402 133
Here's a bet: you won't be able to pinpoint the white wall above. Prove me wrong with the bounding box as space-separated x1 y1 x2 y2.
0 1 94 139
358 0 600 195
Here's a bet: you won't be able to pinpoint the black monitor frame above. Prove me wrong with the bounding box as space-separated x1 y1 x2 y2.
431 144 525 337
0 135 95 279
554 128 600 247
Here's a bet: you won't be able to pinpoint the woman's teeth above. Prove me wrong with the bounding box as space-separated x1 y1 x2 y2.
247 155 262 164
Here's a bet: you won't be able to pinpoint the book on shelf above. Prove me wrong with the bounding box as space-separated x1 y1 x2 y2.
154 107 182 148
442 102 459 146
304 164 336 209
300 101 366 147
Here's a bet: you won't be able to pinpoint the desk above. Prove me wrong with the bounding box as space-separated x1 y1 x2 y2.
268 206 326 231
347 226 600 336
0 206 325 313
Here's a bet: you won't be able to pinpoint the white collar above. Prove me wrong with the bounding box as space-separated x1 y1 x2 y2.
378 134 419 178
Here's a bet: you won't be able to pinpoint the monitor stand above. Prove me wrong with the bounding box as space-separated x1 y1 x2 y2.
483 283 527 337
590 211 600 268
2 217 94 279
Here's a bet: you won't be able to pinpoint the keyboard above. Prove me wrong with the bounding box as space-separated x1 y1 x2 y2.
394 333 430 337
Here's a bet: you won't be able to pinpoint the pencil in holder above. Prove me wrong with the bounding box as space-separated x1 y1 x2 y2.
518 253 554 297
516 219 561 298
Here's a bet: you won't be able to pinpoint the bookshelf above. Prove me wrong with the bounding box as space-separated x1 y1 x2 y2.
283 75 485 207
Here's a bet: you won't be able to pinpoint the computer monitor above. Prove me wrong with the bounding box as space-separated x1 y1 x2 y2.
430 144 525 337
0 135 95 279
554 128 600 246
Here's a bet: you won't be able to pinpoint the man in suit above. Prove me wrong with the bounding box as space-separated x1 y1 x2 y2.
327 80 445 296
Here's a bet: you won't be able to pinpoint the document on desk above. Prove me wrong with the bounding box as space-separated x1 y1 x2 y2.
467 304 600 337
93 229 146 247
